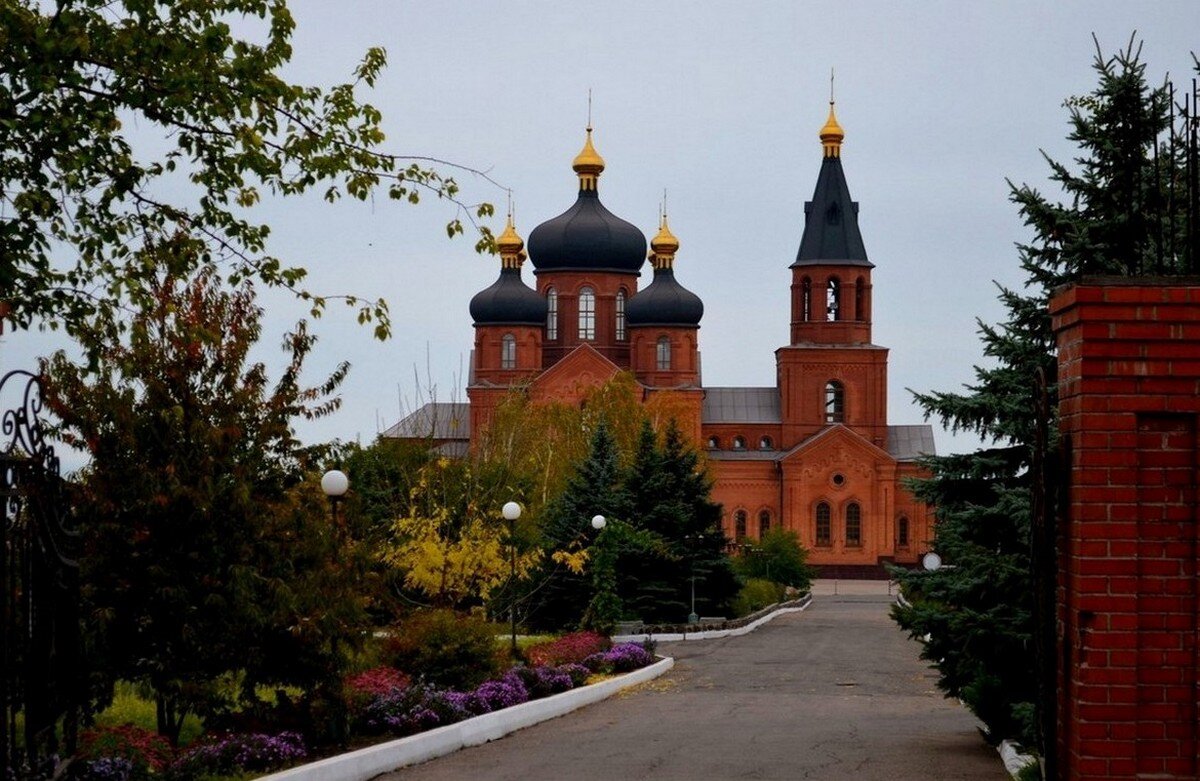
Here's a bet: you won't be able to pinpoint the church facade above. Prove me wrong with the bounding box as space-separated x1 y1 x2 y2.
387 105 935 572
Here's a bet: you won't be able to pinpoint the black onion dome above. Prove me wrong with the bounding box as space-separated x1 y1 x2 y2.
469 267 547 325
626 268 703 326
527 191 647 274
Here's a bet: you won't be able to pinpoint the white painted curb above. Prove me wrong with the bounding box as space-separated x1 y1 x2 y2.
258 656 674 781
998 739 1038 778
612 593 813 643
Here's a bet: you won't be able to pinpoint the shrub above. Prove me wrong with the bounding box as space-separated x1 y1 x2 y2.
356 684 469 737
345 666 410 711
510 665 574 699
732 578 784 617
169 732 306 779
76 725 172 776
582 643 655 674
525 631 611 667
70 757 135 781
558 663 592 688
464 671 529 714
383 609 504 690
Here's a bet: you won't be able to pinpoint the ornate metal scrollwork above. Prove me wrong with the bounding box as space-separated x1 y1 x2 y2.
1 369 80 779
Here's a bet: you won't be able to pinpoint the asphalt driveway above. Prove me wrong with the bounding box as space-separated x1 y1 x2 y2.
378 584 1007 780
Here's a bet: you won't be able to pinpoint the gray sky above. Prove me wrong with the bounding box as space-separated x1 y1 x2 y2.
5 1 1198 469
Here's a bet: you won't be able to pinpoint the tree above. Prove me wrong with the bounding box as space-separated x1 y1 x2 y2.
44 246 357 743
622 420 738 623
2 0 493 337
377 457 541 609
891 36 1191 749
736 527 814 591
528 420 630 630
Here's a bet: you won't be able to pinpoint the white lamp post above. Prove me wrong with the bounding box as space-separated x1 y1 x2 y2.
321 469 349 527
502 501 522 655
591 514 606 530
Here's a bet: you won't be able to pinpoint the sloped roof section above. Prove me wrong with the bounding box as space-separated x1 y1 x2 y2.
887 425 936 461
792 156 873 268
382 402 470 441
702 387 781 423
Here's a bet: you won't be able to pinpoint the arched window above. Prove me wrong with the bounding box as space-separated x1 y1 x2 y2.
826 277 841 321
732 435 746 450
546 287 558 340
897 516 910 548
758 436 773 450
824 380 845 423
578 286 595 340
758 510 771 537
656 336 671 370
500 333 516 369
801 276 812 322
734 510 747 539
616 289 627 341
855 276 865 321
846 503 862 547
707 435 720 449
815 502 831 546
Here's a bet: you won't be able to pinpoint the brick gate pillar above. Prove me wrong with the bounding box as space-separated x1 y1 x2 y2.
1050 279 1200 780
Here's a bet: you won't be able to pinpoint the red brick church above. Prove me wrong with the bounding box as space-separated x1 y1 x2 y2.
386 105 935 571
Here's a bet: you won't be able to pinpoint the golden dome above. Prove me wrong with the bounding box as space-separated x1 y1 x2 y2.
650 213 679 256
572 127 606 177
820 102 844 157
496 214 524 255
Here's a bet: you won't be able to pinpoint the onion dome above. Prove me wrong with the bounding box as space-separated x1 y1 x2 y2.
627 214 703 327
527 127 647 275
819 101 844 158
470 215 547 325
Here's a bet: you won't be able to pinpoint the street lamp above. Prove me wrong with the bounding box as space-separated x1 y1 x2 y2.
685 534 705 625
321 469 349 528
502 501 522 656
591 514 606 531
319 468 349 745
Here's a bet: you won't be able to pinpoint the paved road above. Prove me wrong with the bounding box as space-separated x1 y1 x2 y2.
379 587 1007 780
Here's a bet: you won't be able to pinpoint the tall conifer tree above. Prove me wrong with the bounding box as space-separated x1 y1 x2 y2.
892 36 1191 749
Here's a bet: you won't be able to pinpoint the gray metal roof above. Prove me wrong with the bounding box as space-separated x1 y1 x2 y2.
702 387 781 424
887 425 936 461
381 402 470 441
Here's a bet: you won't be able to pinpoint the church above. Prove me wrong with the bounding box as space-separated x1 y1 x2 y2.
386 104 935 573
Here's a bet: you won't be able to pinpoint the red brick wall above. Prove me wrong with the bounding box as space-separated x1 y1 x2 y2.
536 270 638 368
1050 281 1200 781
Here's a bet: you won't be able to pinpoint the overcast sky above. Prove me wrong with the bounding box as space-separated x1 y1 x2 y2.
5 1 1198 470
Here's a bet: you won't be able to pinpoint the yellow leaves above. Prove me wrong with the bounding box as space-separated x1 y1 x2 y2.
551 548 589 575
382 509 542 606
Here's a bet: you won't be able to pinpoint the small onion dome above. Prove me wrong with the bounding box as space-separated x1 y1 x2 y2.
626 267 703 327
528 128 646 274
572 127 605 178
649 214 680 257
469 267 547 325
495 213 525 256
820 101 844 158
470 217 546 325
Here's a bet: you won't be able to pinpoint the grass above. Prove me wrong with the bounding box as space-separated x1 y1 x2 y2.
93 681 205 747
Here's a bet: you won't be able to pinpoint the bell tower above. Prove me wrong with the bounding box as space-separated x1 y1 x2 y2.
777 102 888 449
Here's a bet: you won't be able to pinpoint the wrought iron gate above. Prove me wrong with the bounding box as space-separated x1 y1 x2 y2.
1 370 81 778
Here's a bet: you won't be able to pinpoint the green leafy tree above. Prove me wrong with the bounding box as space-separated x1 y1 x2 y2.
44 247 358 743
736 527 814 591
2 0 493 336
891 37 1190 749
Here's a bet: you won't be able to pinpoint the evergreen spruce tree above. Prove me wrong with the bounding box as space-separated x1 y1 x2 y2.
891 36 1188 749
529 420 630 630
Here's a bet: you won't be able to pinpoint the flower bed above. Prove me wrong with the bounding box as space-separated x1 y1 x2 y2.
66 641 658 779
349 641 655 741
